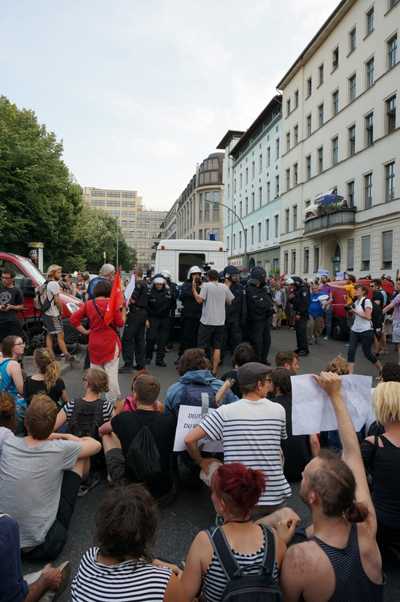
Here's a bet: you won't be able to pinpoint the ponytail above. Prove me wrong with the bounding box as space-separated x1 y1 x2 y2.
33 348 60 391
343 499 369 523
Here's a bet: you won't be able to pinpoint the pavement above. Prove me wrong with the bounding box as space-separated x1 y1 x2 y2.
20 327 400 600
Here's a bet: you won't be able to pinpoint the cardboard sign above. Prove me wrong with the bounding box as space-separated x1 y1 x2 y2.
173 405 223 453
291 374 373 435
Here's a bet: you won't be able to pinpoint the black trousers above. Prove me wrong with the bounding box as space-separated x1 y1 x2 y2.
247 319 271 363
179 316 200 357
295 315 309 353
121 308 147 368
221 320 242 359
167 314 175 348
146 316 170 363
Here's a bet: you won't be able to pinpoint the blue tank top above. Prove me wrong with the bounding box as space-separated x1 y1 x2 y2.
0 360 18 398
311 524 384 602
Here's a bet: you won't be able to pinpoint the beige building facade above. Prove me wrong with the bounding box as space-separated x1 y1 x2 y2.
278 0 399 279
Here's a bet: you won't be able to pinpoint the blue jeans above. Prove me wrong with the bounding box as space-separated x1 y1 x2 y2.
324 307 332 337
347 329 377 364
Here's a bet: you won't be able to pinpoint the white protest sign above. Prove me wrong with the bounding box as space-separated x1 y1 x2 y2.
173 405 223 453
317 269 329 276
336 272 344 279
291 374 372 435
123 273 136 307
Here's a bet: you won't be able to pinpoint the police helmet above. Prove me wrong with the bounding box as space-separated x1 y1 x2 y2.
223 265 239 281
188 266 202 277
218 270 225 282
285 276 302 288
161 269 171 280
153 276 166 286
248 267 267 285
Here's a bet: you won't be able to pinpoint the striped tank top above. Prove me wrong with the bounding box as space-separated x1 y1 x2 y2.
311 524 384 602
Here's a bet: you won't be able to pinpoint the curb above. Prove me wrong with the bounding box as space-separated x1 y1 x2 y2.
22 346 87 377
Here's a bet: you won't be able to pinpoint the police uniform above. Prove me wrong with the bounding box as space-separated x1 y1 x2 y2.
291 283 310 354
245 282 274 364
166 280 179 349
120 279 151 370
221 282 247 362
145 285 175 365
178 279 202 357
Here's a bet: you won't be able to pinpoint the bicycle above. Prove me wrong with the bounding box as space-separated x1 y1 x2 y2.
19 308 80 357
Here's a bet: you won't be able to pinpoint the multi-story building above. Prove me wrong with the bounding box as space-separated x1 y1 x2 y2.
218 96 282 274
84 187 167 271
277 0 399 279
167 152 225 241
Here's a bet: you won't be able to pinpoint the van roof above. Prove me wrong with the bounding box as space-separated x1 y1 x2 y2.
157 239 226 251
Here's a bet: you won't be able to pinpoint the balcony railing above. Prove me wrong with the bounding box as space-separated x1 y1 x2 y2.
304 207 357 234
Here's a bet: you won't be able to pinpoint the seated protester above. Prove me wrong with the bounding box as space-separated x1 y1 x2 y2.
221 342 254 399
23 347 68 410
185 363 291 514
99 375 178 508
269 368 320 481
0 391 16 464
361 381 400 548
382 360 400 383
0 394 101 560
164 348 238 418
0 514 70 602
0 335 26 420
275 349 300 374
181 463 287 601
114 369 164 415
71 484 187 602
54 367 113 496
278 372 384 602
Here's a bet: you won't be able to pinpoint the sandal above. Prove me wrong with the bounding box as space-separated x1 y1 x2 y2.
375 371 382 381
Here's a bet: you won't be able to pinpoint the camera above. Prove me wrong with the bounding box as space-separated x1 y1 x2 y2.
195 277 201 285
344 302 355 312
201 261 214 273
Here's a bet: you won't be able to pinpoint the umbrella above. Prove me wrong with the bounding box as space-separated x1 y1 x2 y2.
303 204 320 214
315 194 344 205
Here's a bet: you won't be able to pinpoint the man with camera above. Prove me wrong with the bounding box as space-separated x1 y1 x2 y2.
0 268 24 353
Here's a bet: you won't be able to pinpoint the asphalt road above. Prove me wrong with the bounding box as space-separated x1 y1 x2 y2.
21 327 400 600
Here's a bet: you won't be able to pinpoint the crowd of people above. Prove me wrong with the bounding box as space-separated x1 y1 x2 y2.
0 260 399 601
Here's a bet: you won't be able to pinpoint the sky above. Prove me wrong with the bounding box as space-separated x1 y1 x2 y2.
1 0 338 212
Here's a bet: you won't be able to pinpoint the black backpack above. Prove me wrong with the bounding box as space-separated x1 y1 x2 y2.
206 525 283 602
125 412 162 483
66 398 105 469
361 298 383 338
181 383 217 413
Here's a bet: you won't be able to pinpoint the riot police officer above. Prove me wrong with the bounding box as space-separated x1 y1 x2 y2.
119 267 151 373
286 276 310 356
145 276 175 366
245 267 275 365
176 266 202 362
160 269 179 351
220 265 247 365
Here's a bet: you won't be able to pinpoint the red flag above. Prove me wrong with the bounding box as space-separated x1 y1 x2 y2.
279 271 287 281
104 269 123 325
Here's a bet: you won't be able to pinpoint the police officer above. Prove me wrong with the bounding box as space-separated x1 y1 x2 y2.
286 276 310 356
220 265 247 365
176 266 203 362
119 267 151 373
145 275 174 366
160 269 179 351
245 267 274 365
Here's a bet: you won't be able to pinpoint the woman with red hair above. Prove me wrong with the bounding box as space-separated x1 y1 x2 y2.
181 462 287 601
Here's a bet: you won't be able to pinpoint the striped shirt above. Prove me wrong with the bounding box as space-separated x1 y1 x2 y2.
202 527 279 602
201 398 291 505
71 548 172 602
64 398 114 423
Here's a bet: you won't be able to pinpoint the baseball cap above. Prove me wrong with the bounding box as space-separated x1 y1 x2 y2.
237 362 273 385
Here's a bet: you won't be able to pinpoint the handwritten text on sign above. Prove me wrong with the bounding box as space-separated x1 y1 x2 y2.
173 405 223 453
291 374 372 435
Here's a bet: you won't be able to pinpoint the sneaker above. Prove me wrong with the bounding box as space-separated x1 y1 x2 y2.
145 358 152 364
118 365 134 373
289 327 295 331
298 350 310 356
324 336 330 340
78 471 100 497
52 560 71 601
308 340 313 345
155 361 167 367
64 355 77 363
314 340 322 345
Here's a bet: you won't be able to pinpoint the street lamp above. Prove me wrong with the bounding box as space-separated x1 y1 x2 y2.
116 217 119 271
212 200 248 271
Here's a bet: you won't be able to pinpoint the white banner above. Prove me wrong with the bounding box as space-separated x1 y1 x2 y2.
291 374 373 435
123 273 136 307
317 269 329 276
173 405 223 453
336 272 344 279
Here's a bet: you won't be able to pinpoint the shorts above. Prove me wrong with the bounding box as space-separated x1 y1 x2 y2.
347 314 355 328
42 314 63 335
197 324 225 350
105 448 126 483
392 322 400 343
0 320 24 342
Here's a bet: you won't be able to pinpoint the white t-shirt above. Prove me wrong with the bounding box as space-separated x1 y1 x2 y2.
201 398 291 505
45 280 62 317
199 282 235 326
352 297 373 333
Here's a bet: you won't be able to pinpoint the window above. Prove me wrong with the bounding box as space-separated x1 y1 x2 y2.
314 246 320 271
295 90 299 108
259 187 262 206
199 193 203 222
205 228 210 240
366 58 374 89
284 252 289 273
364 173 373 208
294 163 298 186
307 77 312 97
387 96 396 133
276 138 280 159
240 173 242 189
306 155 311 180
245 197 248 215
349 75 356 102
347 239 354 270
275 176 280 197
287 99 291 116
286 132 290 152
91 200 105 206
108 210 120 218
294 125 299 145
307 114 312 137
274 215 279 238
304 249 309 273
252 161 255 179
266 219 270 241
122 211 135 217
239 201 242 218
233 233 235 250
390 0 399 8
319 64 324 85
252 192 255 212
293 206 298 230
318 147 324 174
122 191 135 198
333 91 339 116
226 235 229 250
362 236 371 270
348 181 355 207
267 147 271 167
319 103 324 127
388 35 397 70
122 201 135 207
333 47 339 69
332 137 339 166
107 191 120 197
350 28 356 52
383 231 393 269
259 154 262 173
285 209 290 233
286 169 290 191
366 113 373 147
91 190 105 197
258 223 261 243
349 126 356 156
267 181 270 203
386 162 395 202
251 225 255 245
367 8 374 34
234 179 236 193
291 251 296 274
245 168 248 185
227 184 230 199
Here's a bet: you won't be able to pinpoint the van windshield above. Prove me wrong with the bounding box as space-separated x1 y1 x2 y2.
19 258 46 285
179 253 205 282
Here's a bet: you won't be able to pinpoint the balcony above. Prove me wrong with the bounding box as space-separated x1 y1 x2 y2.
304 207 357 238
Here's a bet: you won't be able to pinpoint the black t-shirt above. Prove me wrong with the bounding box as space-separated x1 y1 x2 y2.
23 376 66 406
111 410 177 498
221 369 241 399
270 394 312 481
371 291 384 306
0 285 24 323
